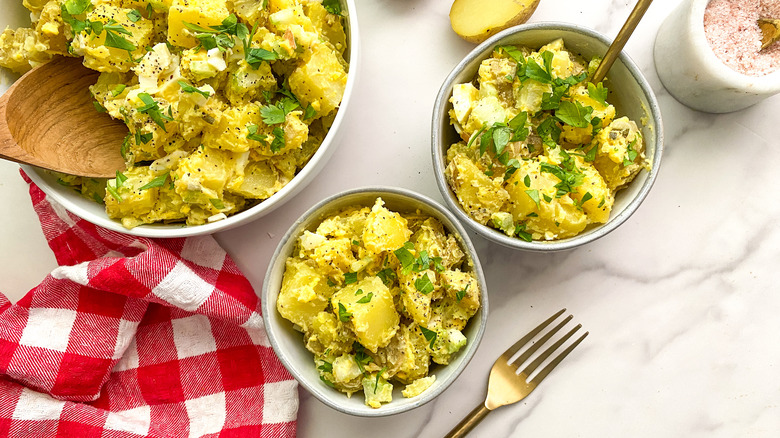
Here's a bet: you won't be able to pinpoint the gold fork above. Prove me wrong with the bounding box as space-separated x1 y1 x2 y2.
445 309 588 438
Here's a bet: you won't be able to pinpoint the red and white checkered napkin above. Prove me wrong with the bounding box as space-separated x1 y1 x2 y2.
0 172 298 437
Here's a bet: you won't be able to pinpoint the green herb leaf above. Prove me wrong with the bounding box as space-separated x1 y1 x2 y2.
64 0 91 15
136 93 170 131
456 283 469 302
111 84 126 97
270 126 285 152
525 189 541 209
177 80 211 98
414 274 434 295
337 302 352 322
318 361 333 373
115 170 127 188
523 174 531 187
356 292 373 304
524 57 552 84
322 0 342 15
419 326 437 349
245 48 278 68
319 375 335 387
127 9 142 22
623 138 638 166
344 272 358 284
106 184 122 202
246 124 267 143
587 82 609 106
139 172 169 190
514 223 533 242
394 244 415 274
556 101 593 128
353 342 371 374
377 268 396 286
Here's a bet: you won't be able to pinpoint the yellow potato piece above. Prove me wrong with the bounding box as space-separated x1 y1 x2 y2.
331 276 400 353
449 0 541 44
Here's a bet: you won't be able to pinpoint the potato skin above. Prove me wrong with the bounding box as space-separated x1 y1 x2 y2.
449 0 541 44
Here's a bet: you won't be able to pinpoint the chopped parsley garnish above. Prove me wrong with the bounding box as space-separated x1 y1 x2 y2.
344 272 358 284
540 158 584 198
455 283 469 302
555 100 593 128
139 172 169 190
587 82 609 106
260 98 299 125
353 342 371 374
418 326 437 349
246 124 267 143
115 170 127 188
577 192 593 210
319 375 335 387
270 127 286 152
514 223 533 242
111 84 126 97
393 242 416 274
177 80 210 98
322 0 342 15
623 138 639 166
525 189 541 209
136 93 172 131
414 274 434 295
356 292 373 304
337 303 352 322
377 268 396 286
106 184 122 202
318 361 333 373
126 9 142 23
374 366 387 394
184 15 240 52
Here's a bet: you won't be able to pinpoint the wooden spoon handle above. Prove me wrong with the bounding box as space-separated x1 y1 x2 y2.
0 78 48 167
0 56 127 178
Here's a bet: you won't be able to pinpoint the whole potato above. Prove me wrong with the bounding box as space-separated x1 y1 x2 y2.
449 0 541 44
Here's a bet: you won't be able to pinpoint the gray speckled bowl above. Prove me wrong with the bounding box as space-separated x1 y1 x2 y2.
432 22 664 251
262 187 488 416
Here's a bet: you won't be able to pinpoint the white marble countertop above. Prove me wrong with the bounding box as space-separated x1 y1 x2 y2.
2 0 780 436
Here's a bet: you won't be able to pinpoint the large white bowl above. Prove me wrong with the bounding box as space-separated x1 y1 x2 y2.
432 22 664 251
262 187 489 416
0 0 360 238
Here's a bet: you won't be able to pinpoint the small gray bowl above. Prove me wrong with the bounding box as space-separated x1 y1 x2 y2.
262 186 488 416
432 22 664 251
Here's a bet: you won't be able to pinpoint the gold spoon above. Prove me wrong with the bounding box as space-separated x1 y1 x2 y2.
759 18 780 50
0 56 127 178
591 0 654 84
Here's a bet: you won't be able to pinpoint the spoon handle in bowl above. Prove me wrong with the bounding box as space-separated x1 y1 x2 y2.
592 0 654 83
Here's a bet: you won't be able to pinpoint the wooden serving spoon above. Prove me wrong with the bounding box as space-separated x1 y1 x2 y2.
0 56 127 178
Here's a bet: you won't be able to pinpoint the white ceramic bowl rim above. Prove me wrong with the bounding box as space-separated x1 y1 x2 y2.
686 0 780 89
21 0 360 238
432 22 664 251
262 186 489 417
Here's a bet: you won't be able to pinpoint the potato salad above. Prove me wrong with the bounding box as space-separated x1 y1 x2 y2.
0 0 348 228
446 39 649 241
277 198 481 408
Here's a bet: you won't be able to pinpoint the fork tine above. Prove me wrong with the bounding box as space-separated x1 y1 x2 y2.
527 329 588 386
499 309 566 364
511 314 573 368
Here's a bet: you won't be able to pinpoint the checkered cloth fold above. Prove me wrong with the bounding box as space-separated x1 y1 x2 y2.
0 171 298 437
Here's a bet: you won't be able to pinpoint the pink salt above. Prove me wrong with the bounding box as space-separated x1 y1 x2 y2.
703 0 780 76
